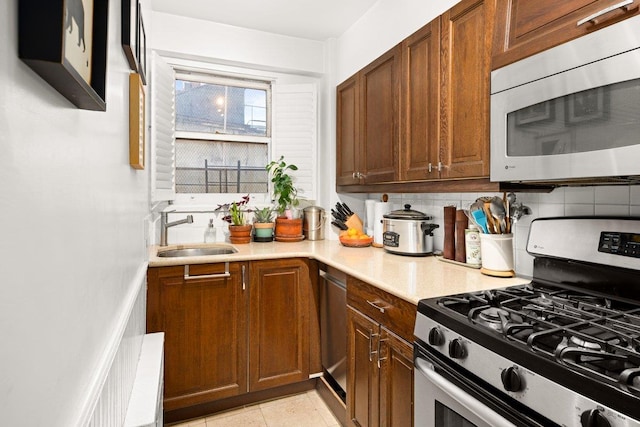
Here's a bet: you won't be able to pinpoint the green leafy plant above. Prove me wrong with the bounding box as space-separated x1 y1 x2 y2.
253 206 274 223
215 194 252 225
228 202 246 226
266 156 299 216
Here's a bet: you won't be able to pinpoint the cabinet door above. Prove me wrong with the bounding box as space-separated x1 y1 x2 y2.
249 259 310 391
147 263 248 411
337 75 361 186
347 306 380 427
360 45 401 184
439 0 493 179
492 0 640 70
400 18 441 181
379 328 414 427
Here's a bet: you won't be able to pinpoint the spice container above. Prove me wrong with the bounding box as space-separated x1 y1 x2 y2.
465 225 482 266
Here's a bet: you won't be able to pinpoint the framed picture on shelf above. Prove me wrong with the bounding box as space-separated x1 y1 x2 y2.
566 87 608 124
18 0 109 111
129 73 145 170
121 0 147 84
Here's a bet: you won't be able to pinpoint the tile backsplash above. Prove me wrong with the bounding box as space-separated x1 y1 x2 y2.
159 186 640 280
367 185 640 278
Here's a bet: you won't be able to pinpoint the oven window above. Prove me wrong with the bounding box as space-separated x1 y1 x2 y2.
506 78 640 156
436 401 478 427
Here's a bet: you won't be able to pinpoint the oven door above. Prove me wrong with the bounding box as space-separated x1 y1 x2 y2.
414 344 554 427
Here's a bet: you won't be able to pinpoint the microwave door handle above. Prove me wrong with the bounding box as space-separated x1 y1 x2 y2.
577 0 634 26
415 358 517 427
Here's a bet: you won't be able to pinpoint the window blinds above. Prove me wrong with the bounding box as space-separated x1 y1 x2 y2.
150 52 176 202
272 83 318 202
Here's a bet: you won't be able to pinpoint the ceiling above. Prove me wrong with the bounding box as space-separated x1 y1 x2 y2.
151 0 379 41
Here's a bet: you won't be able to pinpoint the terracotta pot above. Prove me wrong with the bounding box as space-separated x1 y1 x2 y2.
229 224 252 244
274 217 303 241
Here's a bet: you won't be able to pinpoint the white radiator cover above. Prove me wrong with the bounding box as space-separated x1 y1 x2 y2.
124 333 165 427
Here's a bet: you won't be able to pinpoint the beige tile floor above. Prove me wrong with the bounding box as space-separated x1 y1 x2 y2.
171 390 342 427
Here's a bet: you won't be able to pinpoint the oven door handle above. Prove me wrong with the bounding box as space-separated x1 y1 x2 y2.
415 357 517 427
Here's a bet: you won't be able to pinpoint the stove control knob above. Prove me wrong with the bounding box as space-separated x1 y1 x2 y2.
428 328 445 346
500 366 523 392
580 409 611 427
448 339 466 359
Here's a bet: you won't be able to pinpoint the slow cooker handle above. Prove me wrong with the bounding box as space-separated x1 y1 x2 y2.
421 223 439 236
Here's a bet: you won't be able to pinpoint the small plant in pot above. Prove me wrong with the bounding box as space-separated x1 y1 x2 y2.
266 156 303 241
252 206 275 242
216 195 253 244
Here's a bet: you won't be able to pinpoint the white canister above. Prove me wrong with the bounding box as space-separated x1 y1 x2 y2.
464 226 482 266
479 233 514 273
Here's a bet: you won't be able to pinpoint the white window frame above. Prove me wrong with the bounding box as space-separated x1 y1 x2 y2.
174 71 273 144
173 70 273 203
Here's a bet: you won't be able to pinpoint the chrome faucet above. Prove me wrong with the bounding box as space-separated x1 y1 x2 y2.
160 211 194 246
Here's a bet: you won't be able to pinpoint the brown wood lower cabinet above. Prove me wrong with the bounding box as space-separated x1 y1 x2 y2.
347 277 416 427
249 259 310 391
147 258 314 417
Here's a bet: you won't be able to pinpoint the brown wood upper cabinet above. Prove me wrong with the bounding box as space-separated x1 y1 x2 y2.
400 18 441 181
147 258 314 414
339 0 494 188
439 0 494 179
337 45 401 185
492 0 640 70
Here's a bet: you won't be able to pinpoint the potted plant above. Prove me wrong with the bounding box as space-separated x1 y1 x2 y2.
252 206 275 242
216 195 253 244
266 156 303 241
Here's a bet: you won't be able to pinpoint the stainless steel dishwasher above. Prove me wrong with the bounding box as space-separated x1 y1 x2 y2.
319 264 347 401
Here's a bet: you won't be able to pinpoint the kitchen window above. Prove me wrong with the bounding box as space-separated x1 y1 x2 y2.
150 52 318 204
174 72 271 194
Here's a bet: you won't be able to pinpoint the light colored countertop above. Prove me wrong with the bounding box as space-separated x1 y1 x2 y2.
148 240 529 305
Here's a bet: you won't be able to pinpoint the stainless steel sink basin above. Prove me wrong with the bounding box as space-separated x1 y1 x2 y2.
157 246 237 258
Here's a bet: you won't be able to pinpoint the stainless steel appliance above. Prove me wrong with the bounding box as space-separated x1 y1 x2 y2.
414 217 640 427
382 205 439 256
491 14 640 183
320 265 347 401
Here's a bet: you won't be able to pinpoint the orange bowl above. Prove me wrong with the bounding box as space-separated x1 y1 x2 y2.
339 235 373 247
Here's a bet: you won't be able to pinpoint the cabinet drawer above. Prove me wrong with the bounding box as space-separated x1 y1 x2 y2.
347 276 416 342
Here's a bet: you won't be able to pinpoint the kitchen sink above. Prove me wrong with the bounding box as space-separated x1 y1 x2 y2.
157 245 237 258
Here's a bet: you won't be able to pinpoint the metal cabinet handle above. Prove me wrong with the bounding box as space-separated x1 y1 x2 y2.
241 264 246 291
577 0 634 26
429 162 446 173
366 299 388 313
377 338 388 369
369 332 380 362
184 262 231 280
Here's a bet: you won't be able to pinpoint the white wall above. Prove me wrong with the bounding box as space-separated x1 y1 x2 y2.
0 1 149 426
152 12 326 76
335 0 459 82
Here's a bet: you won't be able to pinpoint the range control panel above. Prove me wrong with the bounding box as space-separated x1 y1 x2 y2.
598 232 640 258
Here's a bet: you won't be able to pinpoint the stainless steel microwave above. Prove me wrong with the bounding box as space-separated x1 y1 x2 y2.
490 14 640 183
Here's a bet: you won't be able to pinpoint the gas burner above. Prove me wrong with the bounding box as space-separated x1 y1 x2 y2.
531 295 554 308
476 307 510 332
569 336 603 351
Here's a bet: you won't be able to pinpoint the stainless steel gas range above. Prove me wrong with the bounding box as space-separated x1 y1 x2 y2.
414 217 640 427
